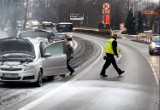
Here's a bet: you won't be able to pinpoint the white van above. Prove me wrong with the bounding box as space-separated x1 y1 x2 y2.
57 22 73 40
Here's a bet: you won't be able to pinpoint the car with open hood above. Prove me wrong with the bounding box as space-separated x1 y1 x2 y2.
0 37 68 87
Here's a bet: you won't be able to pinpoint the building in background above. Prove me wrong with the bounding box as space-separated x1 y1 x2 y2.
152 6 160 34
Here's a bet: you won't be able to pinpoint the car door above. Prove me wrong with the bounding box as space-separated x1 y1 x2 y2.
42 41 68 76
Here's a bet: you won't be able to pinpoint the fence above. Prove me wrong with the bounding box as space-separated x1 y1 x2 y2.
131 31 153 43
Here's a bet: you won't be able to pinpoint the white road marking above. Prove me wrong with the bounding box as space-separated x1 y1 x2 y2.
73 39 78 50
119 41 159 88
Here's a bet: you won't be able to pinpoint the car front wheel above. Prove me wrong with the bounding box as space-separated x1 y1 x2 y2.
34 71 43 87
149 50 153 55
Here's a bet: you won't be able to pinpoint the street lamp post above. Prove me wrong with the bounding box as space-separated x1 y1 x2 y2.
127 0 130 12
137 0 139 11
132 0 140 17
133 0 135 17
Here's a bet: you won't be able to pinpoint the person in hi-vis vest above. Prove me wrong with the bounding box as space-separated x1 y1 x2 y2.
100 34 125 77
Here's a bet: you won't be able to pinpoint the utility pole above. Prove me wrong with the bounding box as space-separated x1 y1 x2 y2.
137 0 139 11
23 0 29 31
133 0 135 17
146 0 148 7
128 0 130 12
11 0 18 36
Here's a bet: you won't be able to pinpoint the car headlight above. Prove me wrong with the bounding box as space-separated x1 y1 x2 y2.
150 42 156 48
24 64 35 71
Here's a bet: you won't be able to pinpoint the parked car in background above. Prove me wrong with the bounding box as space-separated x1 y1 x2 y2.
18 29 53 39
0 37 68 87
42 21 57 34
149 35 160 55
18 29 67 43
26 20 41 30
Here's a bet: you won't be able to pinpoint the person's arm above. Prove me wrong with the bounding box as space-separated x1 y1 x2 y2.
112 40 118 57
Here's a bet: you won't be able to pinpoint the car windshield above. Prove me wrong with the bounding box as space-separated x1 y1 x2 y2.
152 36 160 42
19 31 50 38
0 39 35 57
45 27 53 32
57 24 73 32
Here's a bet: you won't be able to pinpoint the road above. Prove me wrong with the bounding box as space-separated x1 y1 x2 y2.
0 36 96 110
2 33 158 110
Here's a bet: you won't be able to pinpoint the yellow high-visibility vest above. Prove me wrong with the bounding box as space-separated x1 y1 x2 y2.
104 38 120 55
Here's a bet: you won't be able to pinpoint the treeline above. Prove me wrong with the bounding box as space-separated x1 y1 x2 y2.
30 0 129 29
0 0 158 35
0 0 27 35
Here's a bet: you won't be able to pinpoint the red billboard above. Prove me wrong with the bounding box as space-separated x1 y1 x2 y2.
102 3 111 24
105 14 110 24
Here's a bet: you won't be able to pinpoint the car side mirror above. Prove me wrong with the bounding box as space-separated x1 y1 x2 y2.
44 53 51 57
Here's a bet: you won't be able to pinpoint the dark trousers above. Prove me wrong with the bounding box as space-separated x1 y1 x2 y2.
100 53 122 75
67 59 74 72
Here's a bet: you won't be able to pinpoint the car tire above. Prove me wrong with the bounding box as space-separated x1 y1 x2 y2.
149 51 153 55
47 76 55 81
34 71 43 87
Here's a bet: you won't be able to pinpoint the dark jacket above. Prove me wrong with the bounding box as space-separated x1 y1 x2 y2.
65 43 74 60
112 40 118 56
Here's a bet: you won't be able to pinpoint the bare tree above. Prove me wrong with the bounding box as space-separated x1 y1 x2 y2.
0 0 24 36
27 0 149 29
0 0 11 31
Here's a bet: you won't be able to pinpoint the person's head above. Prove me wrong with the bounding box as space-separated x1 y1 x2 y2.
48 36 53 43
112 34 118 40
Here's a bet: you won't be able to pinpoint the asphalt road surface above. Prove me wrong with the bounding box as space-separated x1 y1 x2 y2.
1 33 159 110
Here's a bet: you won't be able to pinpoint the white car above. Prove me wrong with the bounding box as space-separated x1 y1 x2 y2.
0 37 68 87
42 21 57 34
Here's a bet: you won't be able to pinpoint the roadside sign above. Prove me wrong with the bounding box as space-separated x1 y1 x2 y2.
70 13 84 20
142 10 160 15
105 15 110 24
102 3 111 24
102 3 111 14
